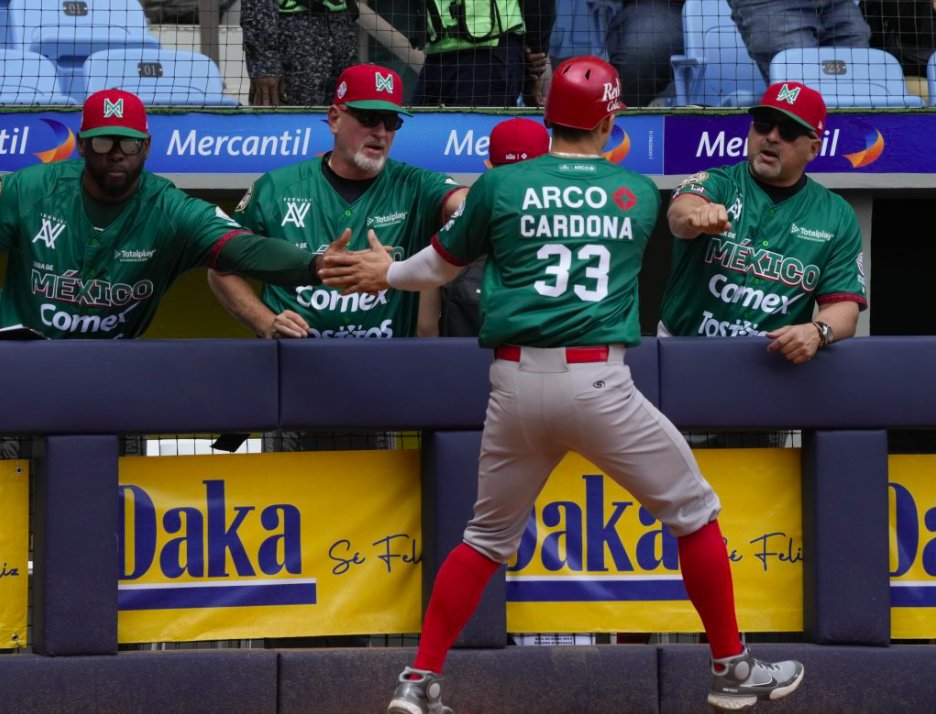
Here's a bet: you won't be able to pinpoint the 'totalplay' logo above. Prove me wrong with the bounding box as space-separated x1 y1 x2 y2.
842 128 884 168
34 118 76 163
602 124 630 164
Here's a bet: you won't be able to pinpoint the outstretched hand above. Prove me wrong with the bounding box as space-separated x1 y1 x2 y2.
321 229 393 295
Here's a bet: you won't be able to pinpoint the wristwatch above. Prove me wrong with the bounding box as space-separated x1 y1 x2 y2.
813 320 834 349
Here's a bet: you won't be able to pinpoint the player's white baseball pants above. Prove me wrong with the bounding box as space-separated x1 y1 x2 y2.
464 344 722 563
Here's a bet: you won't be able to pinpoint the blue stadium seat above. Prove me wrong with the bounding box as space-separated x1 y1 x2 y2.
925 51 936 106
82 48 238 106
0 0 161 101
769 47 925 108
670 0 766 106
0 49 77 105
548 0 614 61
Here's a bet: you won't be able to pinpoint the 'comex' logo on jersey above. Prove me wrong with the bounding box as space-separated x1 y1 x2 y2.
281 200 311 227
32 215 66 249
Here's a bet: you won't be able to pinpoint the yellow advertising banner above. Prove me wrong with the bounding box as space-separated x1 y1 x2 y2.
0 460 29 648
889 455 936 639
506 449 803 634
117 448 802 643
117 451 422 644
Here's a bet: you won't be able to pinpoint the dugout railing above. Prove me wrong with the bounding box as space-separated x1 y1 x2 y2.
1 336 934 713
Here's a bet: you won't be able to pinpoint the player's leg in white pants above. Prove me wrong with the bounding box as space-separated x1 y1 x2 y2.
464 349 572 562
565 353 721 536
464 345 720 565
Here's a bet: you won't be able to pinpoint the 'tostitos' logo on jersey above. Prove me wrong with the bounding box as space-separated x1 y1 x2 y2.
843 129 885 168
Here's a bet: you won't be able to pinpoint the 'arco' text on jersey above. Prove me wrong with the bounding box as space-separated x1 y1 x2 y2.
520 186 633 240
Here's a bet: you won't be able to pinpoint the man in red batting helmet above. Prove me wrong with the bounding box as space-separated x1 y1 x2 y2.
322 55 805 714
545 54 625 130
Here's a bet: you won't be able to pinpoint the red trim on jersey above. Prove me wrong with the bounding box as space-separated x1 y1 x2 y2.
670 190 712 206
430 233 470 267
209 229 251 272
438 186 464 222
817 293 868 311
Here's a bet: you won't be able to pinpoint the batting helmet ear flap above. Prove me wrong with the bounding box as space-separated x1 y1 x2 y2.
545 55 625 131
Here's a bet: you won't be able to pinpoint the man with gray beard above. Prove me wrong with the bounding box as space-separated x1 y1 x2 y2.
207 63 466 452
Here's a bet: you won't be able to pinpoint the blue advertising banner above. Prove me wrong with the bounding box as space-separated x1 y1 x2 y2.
1 110 932 180
663 112 936 175
0 110 659 176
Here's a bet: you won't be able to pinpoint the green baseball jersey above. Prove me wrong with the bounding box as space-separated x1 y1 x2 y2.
0 159 249 339
660 163 867 337
434 154 660 349
236 155 460 338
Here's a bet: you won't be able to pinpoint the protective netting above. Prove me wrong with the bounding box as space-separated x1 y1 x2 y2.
0 1 931 109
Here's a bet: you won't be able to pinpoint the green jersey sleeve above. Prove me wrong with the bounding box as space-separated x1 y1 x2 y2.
671 167 734 206
814 193 867 308
0 173 22 252
433 172 493 265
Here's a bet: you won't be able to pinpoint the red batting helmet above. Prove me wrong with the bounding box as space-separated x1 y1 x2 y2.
545 56 625 131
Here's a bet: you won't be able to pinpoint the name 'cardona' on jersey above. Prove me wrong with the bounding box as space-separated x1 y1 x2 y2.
520 186 633 240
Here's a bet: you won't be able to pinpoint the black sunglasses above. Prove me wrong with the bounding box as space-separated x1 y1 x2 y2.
87 136 145 155
346 106 404 131
751 119 812 143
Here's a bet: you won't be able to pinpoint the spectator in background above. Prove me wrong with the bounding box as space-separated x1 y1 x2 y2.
607 0 685 106
863 0 936 98
440 117 550 336
410 0 556 107
241 0 359 106
549 0 684 106
728 0 872 81
141 0 238 24
207 63 467 450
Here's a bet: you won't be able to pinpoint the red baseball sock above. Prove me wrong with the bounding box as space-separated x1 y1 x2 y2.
677 520 744 660
412 542 500 674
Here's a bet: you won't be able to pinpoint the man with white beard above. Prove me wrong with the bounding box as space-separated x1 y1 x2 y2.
208 63 466 456
208 63 467 345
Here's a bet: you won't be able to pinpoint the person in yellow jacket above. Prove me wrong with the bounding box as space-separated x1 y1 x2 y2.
411 0 555 107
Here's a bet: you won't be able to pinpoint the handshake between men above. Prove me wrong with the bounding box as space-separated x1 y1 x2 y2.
319 228 397 296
